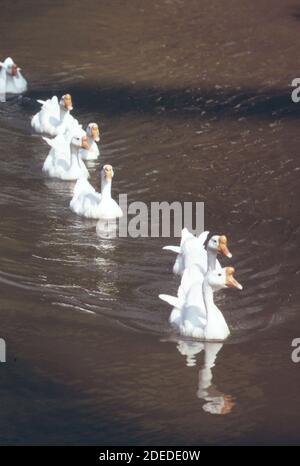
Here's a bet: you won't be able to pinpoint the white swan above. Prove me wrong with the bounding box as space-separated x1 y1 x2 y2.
79 123 100 161
31 94 79 136
70 164 123 219
42 133 89 181
159 266 242 340
0 57 27 101
163 228 232 276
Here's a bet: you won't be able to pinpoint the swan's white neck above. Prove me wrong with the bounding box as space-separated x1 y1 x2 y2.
207 248 217 271
202 282 229 340
59 105 68 122
202 284 215 318
101 176 112 199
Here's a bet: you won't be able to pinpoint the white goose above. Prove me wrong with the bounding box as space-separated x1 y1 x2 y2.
42 133 89 181
159 266 242 340
79 123 100 161
163 228 232 276
0 57 27 101
31 94 79 136
70 164 123 219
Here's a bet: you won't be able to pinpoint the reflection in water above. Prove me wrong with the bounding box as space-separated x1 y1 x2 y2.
96 219 118 239
176 340 235 415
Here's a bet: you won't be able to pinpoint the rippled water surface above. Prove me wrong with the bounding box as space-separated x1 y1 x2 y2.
0 0 300 445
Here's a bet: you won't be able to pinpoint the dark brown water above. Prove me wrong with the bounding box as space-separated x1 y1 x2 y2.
0 0 300 445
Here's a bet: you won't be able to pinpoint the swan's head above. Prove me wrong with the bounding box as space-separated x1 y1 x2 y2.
206 267 242 291
10 63 18 76
102 164 114 181
207 235 232 258
2 58 18 76
81 136 90 150
60 94 73 111
87 123 100 142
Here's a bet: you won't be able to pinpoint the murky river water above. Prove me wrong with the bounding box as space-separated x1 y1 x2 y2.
0 0 300 445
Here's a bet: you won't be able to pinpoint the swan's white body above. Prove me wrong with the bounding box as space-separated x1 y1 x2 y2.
31 96 79 136
79 138 99 160
42 134 89 181
163 229 222 276
70 165 123 219
0 57 27 100
160 266 241 341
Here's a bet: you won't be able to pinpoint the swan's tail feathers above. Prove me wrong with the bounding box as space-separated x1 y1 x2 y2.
42 136 53 147
162 245 181 254
198 230 210 246
159 294 181 309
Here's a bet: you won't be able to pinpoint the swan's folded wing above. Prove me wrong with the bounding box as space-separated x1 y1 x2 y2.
43 134 71 163
73 178 96 198
180 265 204 295
47 96 60 120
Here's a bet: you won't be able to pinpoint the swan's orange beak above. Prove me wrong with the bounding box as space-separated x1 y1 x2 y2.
225 267 243 290
64 94 73 110
81 136 90 150
11 64 18 77
103 164 114 180
91 124 100 142
218 235 232 258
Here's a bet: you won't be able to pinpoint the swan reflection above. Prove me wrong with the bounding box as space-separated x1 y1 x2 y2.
176 339 235 415
96 218 118 239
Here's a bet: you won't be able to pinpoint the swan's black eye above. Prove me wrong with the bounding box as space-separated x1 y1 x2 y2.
218 273 221 277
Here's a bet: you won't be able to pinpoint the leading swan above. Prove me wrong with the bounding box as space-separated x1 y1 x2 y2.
0 57 27 101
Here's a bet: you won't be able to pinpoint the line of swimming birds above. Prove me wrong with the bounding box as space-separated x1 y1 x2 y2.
1 57 243 342
1 57 123 221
